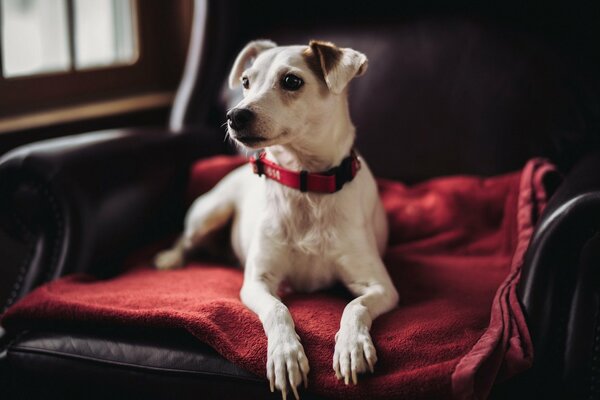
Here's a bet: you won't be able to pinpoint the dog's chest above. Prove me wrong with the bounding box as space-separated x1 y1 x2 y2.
285 251 337 292
268 188 341 292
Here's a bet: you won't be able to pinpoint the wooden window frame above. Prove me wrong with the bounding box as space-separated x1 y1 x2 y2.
0 0 193 119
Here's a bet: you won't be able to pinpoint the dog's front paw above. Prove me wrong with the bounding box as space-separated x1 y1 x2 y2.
333 326 377 385
267 332 310 400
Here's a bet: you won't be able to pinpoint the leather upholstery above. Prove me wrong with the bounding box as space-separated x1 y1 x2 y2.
0 127 227 311
1 0 599 398
170 1 240 134
518 150 600 398
5 329 296 400
10 330 257 378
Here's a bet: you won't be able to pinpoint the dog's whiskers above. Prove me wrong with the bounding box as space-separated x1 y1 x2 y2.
221 122 232 143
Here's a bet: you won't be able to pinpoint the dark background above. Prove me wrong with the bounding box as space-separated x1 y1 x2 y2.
0 0 598 161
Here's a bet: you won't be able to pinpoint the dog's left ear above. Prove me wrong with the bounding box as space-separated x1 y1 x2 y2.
308 40 368 94
228 40 277 89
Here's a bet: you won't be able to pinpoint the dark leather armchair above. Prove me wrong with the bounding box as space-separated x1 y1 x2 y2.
1 1 599 398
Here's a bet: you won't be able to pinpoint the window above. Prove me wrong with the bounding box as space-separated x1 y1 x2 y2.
1 0 138 78
1 0 70 77
73 0 137 69
0 0 193 125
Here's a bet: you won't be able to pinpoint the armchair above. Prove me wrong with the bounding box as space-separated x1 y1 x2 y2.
1 1 599 398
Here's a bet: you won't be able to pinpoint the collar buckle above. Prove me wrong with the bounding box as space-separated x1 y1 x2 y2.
252 152 265 176
300 170 309 192
333 151 360 192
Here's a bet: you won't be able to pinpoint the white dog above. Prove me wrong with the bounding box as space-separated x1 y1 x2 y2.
155 39 399 400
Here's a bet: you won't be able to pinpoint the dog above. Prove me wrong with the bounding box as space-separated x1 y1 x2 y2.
155 39 399 399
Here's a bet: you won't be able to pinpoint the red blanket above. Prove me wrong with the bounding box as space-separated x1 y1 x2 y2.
2 156 555 399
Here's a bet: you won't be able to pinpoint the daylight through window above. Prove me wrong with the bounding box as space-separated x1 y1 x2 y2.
1 0 138 78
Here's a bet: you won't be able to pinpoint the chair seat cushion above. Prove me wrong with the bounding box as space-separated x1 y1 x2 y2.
2 156 556 399
5 328 294 399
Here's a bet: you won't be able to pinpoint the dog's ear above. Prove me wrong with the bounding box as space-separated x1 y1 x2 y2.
228 40 277 89
308 40 368 94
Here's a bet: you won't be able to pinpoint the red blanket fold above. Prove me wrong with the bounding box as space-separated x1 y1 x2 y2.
1 156 555 399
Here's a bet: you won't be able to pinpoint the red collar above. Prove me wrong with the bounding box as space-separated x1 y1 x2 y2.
249 151 361 193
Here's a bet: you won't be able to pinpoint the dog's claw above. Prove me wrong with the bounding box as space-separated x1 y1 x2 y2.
367 359 375 374
363 338 377 374
300 365 309 389
268 333 308 400
291 385 300 400
333 354 341 380
333 326 377 386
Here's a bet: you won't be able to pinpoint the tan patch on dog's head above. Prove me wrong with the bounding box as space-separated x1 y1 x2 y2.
308 40 343 76
302 40 367 94
302 46 325 82
302 43 336 96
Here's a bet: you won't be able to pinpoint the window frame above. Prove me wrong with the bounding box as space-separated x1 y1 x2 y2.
0 0 192 119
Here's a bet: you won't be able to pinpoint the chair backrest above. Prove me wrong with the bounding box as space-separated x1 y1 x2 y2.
172 0 599 181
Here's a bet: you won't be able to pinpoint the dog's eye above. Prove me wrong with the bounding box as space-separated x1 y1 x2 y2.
242 77 250 89
281 74 304 91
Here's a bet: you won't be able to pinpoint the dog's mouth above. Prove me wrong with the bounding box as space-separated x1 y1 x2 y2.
232 133 267 146
229 128 289 149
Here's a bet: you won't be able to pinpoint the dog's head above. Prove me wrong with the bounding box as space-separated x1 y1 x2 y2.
226 40 368 149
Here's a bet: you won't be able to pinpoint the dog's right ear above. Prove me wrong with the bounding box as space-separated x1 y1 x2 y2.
228 40 277 89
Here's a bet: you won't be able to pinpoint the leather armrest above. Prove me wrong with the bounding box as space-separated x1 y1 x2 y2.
0 127 224 311
518 150 600 394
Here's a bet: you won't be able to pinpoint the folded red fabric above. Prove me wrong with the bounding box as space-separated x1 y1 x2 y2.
1 156 556 399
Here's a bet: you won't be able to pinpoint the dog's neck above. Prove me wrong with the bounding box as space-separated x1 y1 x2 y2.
264 98 356 173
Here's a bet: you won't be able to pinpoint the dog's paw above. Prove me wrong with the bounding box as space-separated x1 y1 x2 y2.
333 326 377 385
267 333 310 400
153 249 184 270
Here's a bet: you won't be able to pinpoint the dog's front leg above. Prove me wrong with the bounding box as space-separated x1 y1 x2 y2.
334 253 399 385
241 253 309 400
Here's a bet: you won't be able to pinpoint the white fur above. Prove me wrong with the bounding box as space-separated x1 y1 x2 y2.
228 40 277 89
155 40 399 400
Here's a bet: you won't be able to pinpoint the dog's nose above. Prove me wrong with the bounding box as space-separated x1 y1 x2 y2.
227 108 255 131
